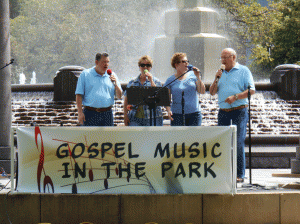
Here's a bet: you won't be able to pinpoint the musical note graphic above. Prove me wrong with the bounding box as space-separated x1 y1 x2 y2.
89 169 94 182
35 126 54 193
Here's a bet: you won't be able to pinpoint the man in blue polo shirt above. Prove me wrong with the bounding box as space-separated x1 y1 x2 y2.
75 52 122 126
209 48 255 183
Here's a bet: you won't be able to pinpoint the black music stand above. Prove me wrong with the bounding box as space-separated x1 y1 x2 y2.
127 86 170 126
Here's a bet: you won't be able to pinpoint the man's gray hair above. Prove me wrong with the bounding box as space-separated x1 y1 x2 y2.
223 48 237 56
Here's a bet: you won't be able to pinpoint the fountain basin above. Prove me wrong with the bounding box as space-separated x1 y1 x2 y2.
10 83 300 136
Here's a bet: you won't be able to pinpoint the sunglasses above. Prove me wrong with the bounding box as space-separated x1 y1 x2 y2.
180 60 189 64
140 64 152 68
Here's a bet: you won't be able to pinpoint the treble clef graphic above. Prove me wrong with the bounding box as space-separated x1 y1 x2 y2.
35 126 54 193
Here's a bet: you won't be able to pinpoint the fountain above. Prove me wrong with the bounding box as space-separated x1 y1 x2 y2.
10 88 300 135
154 0 226 81
19 72 26 84
30 71 36 84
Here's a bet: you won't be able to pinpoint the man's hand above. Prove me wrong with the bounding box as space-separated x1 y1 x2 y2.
78 111 85 125
110 74 117 85
225 95 236 104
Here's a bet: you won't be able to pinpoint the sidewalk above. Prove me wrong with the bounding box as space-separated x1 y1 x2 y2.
238 169 300 193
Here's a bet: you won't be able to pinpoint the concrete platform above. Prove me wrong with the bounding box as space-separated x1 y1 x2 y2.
0 169 300 224
245 145 297 168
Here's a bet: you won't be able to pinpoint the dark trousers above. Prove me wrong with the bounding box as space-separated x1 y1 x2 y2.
218 107 248 178
171 111 202 126
83 108 114 126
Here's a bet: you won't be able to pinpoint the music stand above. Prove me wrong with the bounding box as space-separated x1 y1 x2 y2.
127 86 170 126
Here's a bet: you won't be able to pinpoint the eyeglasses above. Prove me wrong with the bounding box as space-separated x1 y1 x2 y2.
140 64 152 68
220 55 233 60
180 60 189 64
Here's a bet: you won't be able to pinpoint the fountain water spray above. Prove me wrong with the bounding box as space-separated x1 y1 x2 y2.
30 71 37 84
154 0 226 81
19 72 26 84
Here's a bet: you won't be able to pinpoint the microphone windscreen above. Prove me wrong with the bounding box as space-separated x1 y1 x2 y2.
144 69 148 74
107 69 112 75
220 64 225 71
187 64 193 71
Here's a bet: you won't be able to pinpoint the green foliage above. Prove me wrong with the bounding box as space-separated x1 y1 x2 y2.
11 0 299 82
9 0 24 19
211 0 300 80
271 0 300 66
10 0 173 83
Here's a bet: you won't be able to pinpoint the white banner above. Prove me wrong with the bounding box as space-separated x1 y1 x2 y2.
16 126 236 194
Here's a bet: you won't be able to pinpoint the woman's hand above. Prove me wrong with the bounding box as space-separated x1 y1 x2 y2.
167 110 173 121
192 67 201 80
145 71 153 82
144 70 156 87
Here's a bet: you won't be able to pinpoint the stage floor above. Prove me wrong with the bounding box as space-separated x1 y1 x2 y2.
1 169 300 194
1 169 300 224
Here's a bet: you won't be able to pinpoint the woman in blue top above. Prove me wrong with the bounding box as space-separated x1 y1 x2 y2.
164 52 205 126
123 55 163 126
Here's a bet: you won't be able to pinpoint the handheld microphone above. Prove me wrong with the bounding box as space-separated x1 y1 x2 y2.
216 64 225 81
220 64 225 72
107 69 115 85
187 64 193 71
144 69 149 81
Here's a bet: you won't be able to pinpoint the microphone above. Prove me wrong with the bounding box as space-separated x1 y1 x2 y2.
144 69 149 81
188 64 201 75
107 69 115 85
216 64 225 81
220 64 225 72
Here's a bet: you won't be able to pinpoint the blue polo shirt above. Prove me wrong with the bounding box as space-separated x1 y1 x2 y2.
218 63 255 109
75 67 121 108
164 71 201 114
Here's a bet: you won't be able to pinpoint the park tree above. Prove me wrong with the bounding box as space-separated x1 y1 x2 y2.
10 0 173 83
271 0 300 66
211 0 300 79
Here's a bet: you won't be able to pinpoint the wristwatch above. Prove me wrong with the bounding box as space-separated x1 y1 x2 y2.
234 94 238 100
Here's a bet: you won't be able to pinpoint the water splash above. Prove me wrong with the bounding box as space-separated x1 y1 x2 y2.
19 73 26 84
10 90 300 134
30 71 37 84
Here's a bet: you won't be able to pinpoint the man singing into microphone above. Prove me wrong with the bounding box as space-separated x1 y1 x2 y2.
75 52 122 126
209 48 255 183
